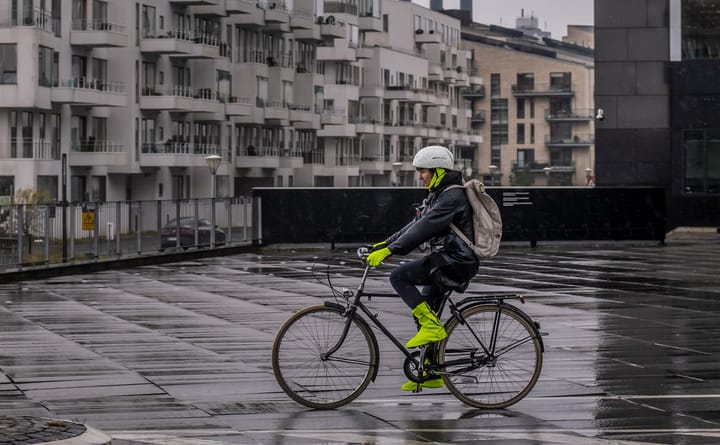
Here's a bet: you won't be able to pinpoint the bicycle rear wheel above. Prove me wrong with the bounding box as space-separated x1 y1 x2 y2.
439 304 543 409
272 304 378 409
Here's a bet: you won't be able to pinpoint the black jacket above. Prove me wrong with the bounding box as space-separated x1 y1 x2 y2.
385 171 479 291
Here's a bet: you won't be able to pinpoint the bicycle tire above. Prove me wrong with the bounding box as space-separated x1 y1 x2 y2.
439 303 543 409
272 304 378 409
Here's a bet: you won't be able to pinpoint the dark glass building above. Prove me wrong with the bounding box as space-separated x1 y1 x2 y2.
595 0 720 228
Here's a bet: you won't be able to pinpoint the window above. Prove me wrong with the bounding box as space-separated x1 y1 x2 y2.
71 0 86 30
37 176 58 202
516 123 525 144
0 176 13 200
0 44 17 84
682 129 720 193
517 149 535 168
217 70 231 102
90 176 106 202
516 73 534 92
39 46 53 87
490 73 500 97
141 4 155 38
682 0 720 59
516 98 525 119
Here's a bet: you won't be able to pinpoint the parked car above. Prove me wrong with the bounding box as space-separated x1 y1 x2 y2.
160 217 225 249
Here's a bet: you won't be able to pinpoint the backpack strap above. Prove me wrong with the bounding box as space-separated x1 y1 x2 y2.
441 184 475 248
450 223 474 248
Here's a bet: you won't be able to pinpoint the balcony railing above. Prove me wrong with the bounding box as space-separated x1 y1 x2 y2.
545 108 594 121
324 2 358 14
3 139 59 160
71 18 126 33
58 78 126 93
71 140 123 153
142 142 221 155
0 8 60 35
545 134 594 146
512 83 574 96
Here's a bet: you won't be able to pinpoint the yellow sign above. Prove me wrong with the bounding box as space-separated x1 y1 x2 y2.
82 211 95 230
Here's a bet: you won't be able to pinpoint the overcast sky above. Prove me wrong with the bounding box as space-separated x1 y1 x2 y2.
421 0 594 40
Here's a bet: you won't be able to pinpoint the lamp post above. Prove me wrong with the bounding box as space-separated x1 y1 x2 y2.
585 167 595 187
205 154 222 247
391 162 403 186
488 164 498 186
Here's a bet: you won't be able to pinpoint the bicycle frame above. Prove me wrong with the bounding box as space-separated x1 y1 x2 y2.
322 262 544 381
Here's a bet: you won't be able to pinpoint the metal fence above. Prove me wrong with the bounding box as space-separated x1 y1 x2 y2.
0 197 256 271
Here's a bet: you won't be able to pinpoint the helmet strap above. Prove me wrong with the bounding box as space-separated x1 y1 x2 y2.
427 168 446 190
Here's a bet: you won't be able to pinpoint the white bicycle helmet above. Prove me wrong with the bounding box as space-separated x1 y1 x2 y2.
412 145 455 170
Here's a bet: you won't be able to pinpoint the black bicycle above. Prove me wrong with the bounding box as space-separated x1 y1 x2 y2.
271 248 546 409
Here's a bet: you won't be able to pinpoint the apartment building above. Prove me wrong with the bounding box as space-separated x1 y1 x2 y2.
0 0 478 204
453 14 595 186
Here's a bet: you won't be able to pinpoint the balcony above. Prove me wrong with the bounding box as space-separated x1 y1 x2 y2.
140 142 223 168
140 29 195 54
224 96 253 116
171 34 222 59
354 116 383 134
428 64 443 82
358 14 382 32
290 9 314 29
226 0 256 14
235 145 281 168
545 108 594 122
320 17 346 38
262 0 290 31
70 19 128 47
317 42 357 62
470 111 486 124
512 83 574 97
1 139 59 160
263 100 290 122
140 86 223 113
289 104 315 123
512 161 550 173
320 108 346 125
52 78 127 107
69 141 126 167
462 85 485 98
414 29 441 44
545 134 594 148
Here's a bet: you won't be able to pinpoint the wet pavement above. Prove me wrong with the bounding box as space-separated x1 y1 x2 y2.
0 239 719 444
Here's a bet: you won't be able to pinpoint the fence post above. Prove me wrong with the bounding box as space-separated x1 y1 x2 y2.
225 198 232 245
16 207 23 265
136 202 142 254
44 207 50 265
256 196 262 244
115 201 121 256
243 197 248 242
93 202 99 259
70 205 75 261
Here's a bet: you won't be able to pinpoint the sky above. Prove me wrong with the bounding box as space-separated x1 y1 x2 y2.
431 0 595 40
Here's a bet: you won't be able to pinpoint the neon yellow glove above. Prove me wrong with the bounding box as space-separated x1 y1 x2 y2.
367 247 392 267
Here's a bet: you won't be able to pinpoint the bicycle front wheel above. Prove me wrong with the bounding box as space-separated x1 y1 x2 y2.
439 304 543 409
272 304 378 409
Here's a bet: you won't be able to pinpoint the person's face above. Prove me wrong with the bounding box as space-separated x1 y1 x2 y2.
417 168 434 187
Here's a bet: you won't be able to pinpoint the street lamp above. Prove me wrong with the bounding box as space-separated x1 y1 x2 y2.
205 154 222 198
205 154 222 247
488 164 498 186
585 167 595 187
391 162 403 186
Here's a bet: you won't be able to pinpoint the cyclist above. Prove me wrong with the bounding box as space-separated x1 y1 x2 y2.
367 145 479 391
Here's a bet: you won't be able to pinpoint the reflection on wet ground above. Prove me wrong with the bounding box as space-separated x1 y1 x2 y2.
0 241 720 444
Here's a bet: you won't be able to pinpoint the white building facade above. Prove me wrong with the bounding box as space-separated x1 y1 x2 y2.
0 0 480 202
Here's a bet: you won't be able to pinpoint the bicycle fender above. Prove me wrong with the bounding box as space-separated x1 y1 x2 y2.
323 301 381 382
459 302 545 353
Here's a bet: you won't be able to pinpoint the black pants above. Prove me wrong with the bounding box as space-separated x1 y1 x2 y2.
389 257 445 311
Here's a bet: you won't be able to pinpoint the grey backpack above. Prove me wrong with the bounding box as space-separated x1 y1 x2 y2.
446 180 503 258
